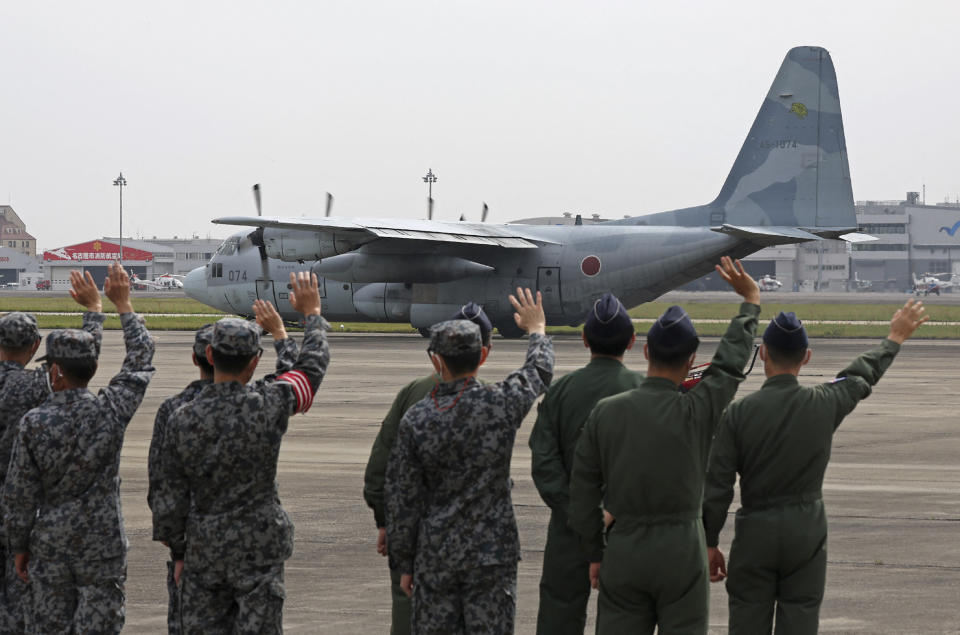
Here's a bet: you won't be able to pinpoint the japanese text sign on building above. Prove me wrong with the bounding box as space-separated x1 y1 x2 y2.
43 240 154 262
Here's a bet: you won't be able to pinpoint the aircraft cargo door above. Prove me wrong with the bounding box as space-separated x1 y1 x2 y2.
255 279 277 306
537 267 563 317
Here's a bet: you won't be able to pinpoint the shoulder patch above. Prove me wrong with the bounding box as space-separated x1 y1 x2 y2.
277 370 314 413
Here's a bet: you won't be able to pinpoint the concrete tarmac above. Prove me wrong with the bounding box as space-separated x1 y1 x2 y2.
65 328 960 633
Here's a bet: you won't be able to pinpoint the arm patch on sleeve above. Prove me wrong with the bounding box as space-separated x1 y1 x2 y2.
276 370 315 413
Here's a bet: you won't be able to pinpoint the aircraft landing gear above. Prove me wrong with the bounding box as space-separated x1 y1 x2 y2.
418 327 431 338
496 323 527 339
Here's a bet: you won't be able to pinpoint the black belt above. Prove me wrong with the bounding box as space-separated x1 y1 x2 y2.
741 491 822 511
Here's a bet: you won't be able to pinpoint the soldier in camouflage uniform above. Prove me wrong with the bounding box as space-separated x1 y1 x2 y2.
529 292 644 635
363 302 494 635
148 311 300 635
0 270 106 632
702 302 927 635
568 257 759 635
153 272 330 634
2 262 155 634
385 288 554 635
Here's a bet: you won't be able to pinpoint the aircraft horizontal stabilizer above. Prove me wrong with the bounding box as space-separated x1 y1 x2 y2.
838 232 877 243
711 224 821 246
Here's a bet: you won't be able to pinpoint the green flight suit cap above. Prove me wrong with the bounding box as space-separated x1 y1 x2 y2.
584 293 633 339
647 305 699 356
450 302 493 344
763 311 808 350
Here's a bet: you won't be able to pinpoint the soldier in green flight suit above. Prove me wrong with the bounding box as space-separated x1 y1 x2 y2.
362 302 493 635
701 300 928 635
529 292 643 635
568 256 760 635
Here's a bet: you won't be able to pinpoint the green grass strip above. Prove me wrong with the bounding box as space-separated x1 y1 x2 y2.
0 297 224 314
627 301 960 322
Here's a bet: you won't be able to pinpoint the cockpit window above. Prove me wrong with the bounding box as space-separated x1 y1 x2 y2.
216 237 239 256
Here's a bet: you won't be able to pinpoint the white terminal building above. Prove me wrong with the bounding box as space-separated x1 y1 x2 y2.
743 192 960 292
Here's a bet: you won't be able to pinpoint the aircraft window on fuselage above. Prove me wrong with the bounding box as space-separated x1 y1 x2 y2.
216 238 239 256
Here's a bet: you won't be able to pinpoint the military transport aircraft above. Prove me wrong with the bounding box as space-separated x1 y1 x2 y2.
183 46 869 336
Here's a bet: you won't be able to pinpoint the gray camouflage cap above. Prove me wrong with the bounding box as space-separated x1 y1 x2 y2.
193 323 215 358
211 318 261 356
428 319 481 357
37 328 97 361
0 312 40 349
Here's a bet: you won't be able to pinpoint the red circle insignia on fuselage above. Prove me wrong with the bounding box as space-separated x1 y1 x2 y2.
581 255 601 277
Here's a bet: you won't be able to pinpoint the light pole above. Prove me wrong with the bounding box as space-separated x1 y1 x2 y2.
113 172 127 267
422 169 437 220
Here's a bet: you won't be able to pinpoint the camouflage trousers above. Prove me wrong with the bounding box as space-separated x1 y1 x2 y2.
24 554 126 634
166 560 182 635
412 562 517 635
0 545 26 633
180 561 284 634
389 563 411 635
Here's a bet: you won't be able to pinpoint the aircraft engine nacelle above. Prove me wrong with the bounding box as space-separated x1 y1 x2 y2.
352 283 412 321
262 228 369 261
313 253 494 283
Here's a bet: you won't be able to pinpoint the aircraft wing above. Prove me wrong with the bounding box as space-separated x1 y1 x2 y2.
212 216 554 248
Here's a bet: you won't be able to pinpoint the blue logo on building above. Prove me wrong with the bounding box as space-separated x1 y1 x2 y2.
939 220 960 236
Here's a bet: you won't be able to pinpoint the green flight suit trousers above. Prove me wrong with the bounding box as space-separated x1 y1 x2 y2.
535 511 591 635
389 564 412 635
726 500 827 635
597 519 709 635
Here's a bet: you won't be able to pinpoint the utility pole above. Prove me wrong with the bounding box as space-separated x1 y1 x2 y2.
113 172 127 267
422 169 437 220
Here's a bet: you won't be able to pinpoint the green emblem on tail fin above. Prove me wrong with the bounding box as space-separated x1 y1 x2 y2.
790 102 808 119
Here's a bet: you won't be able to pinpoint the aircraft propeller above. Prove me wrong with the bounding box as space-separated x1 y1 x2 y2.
253 183 262 217
325 192 334 218
248 183 270 283
481 202 489 223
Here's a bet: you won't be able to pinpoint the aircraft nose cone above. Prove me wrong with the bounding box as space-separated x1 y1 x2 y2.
183 266 207 303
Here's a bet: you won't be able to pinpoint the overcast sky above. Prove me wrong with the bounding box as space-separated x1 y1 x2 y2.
2 1 958 251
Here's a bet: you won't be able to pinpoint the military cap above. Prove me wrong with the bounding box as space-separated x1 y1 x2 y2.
211 318 262 356
428 319 482 357
0 312 40 349
37 328 97 361
763 311 808 350
193 323 215 358
646 305 698 349
584 293 634 339
449 302 492 342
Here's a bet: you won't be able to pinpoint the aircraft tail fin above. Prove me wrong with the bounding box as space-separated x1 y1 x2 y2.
713 46 855 235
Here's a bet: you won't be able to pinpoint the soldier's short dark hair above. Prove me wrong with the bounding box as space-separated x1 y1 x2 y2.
210 349 258 375
52 357 98 385
764 342 808 367
647 338 699 369
194 352 215 376
585 329 634 357
438 349 482 376
0 341 36 356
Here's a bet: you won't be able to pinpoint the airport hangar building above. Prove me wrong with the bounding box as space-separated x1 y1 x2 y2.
742 193 960 292
42 237 221 290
